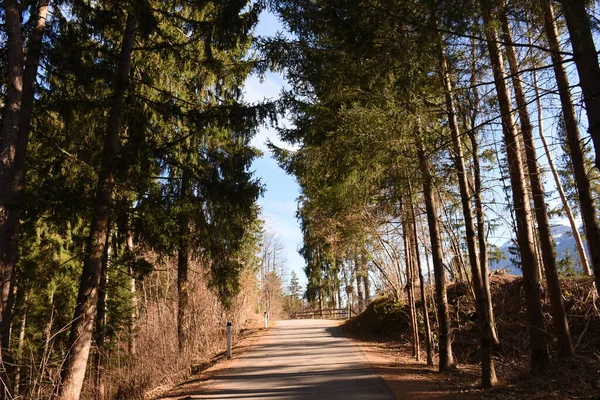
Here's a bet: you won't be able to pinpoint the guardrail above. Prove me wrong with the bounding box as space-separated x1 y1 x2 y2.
291 308 356 319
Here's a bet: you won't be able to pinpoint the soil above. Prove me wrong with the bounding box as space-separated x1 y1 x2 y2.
341 272 600 400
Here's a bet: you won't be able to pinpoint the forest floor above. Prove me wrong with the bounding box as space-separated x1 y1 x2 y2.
342 329 479 399
342 272 600 400
148 315 270 399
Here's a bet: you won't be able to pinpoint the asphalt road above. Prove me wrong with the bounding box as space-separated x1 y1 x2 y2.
175 319 396 399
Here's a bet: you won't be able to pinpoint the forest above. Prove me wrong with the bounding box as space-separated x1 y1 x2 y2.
1 0 600 399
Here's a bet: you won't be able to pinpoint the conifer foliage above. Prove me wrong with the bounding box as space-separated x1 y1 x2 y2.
0 0 271 398
266 0 600 389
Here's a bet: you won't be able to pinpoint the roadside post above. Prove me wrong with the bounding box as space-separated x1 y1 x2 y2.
345 286 353 319
226 321 232 359
264 311 268 329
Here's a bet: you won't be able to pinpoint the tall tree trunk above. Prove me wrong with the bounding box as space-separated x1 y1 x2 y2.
94 227 110 400
408 223 420 361
465 58 499 346
125 215 138 355
559 0 600 172
0 4 24 297
355 257 364 313
361 250 371 305
468 126 499 344
178 170 190 353
0 3 49 385
402 206 419 360
480 3 549 372
499 7 574 357
441 51 497 386
59 14 136 400
416 136 454 371
542 0 600 288
533 68 590 275
410 198 433 366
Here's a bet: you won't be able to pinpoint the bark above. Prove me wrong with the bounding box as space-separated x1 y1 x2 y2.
361 252 371 305
533 68 590 275
408 226 420 360
0 2 24 245
402 207 419 360
441 51 497 386
410 198 434 366
560 0 600 172
416 136 454 371
178 170 190 353
59 14 137 400
0 3 49 380
355 257 364 313
499 7 574 357
542 0 600 288
465 72 499 346
94 229 110 400
125 216 138 355
480 3 549 371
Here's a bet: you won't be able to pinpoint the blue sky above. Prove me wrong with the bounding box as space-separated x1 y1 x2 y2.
245 11 307 287
244 8 591 285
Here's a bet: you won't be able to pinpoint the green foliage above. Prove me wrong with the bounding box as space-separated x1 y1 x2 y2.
4 0 271 395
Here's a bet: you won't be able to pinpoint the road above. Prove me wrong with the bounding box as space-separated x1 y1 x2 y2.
165 319 396 399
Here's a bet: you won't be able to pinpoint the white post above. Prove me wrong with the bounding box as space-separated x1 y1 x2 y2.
264 311 268 329
226 322 232 359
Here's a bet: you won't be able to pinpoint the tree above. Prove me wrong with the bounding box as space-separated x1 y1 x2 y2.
289 271 302 299
479 0 549 371
559 1 600 172
0 3 50 387
540 0 600 290
440 49 496 385
498 4 573 357
59 10 138 399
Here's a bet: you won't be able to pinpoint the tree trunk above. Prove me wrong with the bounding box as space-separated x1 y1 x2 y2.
499 7 574 357
542 0 600 288
533 69 590 276
480 3 549 372
465 63 499 346
559 0 600 172
441 51 497 386
125 216 138 355
408 224 420 361
94 228 110 400
59 14 136 400
416 135 454 371
0 3 49 384
355 258 364 313
410 198 433 366
361 250 371 306
0 4 24 288
178 171 190 353
402 206 420 360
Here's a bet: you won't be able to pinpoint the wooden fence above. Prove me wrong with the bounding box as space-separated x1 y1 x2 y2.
291 308 355 320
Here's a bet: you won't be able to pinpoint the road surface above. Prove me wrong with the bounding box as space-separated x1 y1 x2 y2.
166 319 396 399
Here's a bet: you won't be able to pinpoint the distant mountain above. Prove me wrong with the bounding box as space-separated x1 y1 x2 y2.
488 225 589 275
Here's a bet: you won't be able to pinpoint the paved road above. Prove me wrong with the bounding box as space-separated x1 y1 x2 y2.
174 319 395 399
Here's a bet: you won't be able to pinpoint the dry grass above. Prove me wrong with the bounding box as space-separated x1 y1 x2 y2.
77 255 261 400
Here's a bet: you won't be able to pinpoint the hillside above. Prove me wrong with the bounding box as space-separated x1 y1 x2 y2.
342 273 600 399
